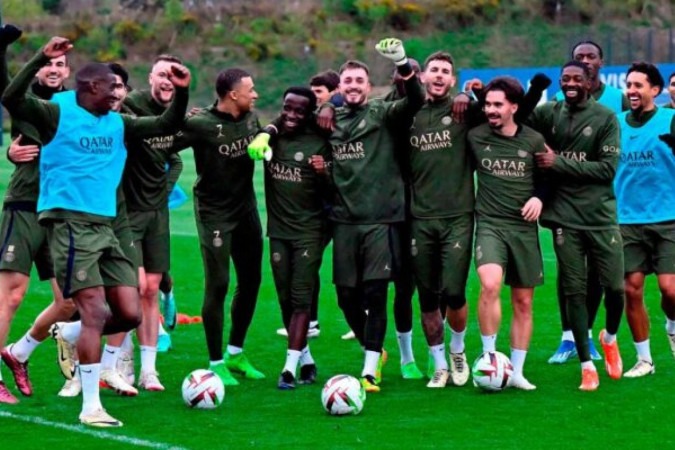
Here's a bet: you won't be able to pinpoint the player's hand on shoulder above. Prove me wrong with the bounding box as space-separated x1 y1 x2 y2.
168 64 191 88
317 105 336 132
43 37 72 59
451 93 470 124
535 144 557 168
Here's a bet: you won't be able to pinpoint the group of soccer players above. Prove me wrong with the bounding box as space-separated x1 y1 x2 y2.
0 23 674 428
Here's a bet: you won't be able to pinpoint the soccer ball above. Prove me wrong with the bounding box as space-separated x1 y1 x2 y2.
471 351 513 392
321 375 366 415
181 369 225 409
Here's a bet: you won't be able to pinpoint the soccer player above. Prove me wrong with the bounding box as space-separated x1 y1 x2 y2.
171 68 267 386
549 41 630 363
666 72 675 109
406 52 479 387
0 25 80 405
254 87 331 389
614 62 675 376
469 76 546 390
2 36 190 426
529 61 624 391
309 70 341 105
121 55 186 391
314 38 424 392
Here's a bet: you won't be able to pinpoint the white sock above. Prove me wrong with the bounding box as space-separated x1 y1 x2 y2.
299 346 315 366
79 363 102 414
581 361 596 371
449 326 466 354
140 346 157 374
158 322 168 336
396 330 414 365
73 361 80 380
666 318 675 335
562 330 574 341
309 320 319 329
209 359 224 367
227 345 243 356
430 344 448 371
122 333 134 352
634 339 652 363
602 332 617 344
587 329 593 338
362 350 380 378
510 348 527 377
100 345 120 371
283 350 301 376
11 333 43 363
61 321 82 344
481 334 497 352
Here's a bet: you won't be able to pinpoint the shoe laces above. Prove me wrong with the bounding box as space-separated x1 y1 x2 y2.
431 370 445 383
451 354 465 372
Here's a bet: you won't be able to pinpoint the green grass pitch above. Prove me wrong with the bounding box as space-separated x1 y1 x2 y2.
0 132 672 449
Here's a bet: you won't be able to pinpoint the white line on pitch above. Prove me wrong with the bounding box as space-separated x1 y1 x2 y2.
0 411 189 450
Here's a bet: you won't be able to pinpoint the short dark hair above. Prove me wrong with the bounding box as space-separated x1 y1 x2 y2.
283 86 317 113
215 68 251 98
562 60 591 78
483 76 524 105
309 70 340 91
107 62 129 87
424 52 454 70
669 71 675 83
75 63 113 88
627 61 665 95
339 60 369 76
572 40 604 59
153 54 182 66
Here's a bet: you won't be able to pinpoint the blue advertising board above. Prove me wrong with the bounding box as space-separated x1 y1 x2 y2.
459 63 675 106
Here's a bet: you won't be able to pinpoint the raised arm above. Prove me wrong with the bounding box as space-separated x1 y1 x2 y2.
122 64 191 140
1 36 68 143
376 38 425 122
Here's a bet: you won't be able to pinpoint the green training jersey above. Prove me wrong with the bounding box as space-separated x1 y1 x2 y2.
173 105 260 223
408 96 482 219
328 77 424 224
123 90 183 211
469 123 545 229
265 126 331 240
528 98 620 230
4 82 66 206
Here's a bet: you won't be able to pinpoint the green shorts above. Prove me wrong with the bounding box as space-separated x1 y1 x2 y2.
127 207 170 273
332 223 399 287
621 221 675 275
475 225 543 287
45 219 137 297
196 210 263 287
0 205 53 280
552 226 624 297
111 200 137 264
270 238 324 312
411 214 473 296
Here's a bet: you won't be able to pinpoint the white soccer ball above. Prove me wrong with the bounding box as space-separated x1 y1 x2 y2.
181 369 225 409
472 351 513 392
321 374 366 415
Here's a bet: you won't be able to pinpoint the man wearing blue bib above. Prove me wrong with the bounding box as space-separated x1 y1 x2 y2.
1 37 190 427
615 62 675 377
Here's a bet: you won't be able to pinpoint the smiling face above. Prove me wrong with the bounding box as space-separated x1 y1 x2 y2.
36 55 70 89
149 60 176 107
560 65 591 105
625 71 660 112
339 68 371 107
230 76 258 113
90 73 119 115
484 90 518 131
422 59 455 100
280 93 312 133
668 74 675 104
